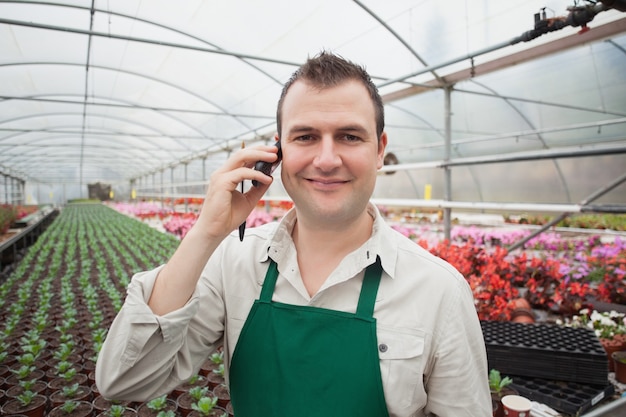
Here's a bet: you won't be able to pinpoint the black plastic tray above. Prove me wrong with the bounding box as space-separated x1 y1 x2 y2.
510 374 615 415
482 320 608 385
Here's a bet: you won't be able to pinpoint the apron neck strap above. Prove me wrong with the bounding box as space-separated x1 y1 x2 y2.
260 256 383 319
356 256 382 319
259 260 279 302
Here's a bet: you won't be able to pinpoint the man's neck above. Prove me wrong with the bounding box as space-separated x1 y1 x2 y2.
291 208 374 296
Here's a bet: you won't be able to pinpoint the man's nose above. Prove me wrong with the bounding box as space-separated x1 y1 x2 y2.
313 137 341 170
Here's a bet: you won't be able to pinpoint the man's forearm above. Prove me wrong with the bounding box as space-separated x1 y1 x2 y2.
148 227 222 316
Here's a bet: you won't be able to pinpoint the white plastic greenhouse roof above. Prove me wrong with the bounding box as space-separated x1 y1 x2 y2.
1 0 625 206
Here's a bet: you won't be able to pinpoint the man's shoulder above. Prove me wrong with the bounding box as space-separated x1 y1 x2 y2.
387 229 466 286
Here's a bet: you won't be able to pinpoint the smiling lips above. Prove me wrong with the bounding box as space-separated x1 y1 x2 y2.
306 177 349 188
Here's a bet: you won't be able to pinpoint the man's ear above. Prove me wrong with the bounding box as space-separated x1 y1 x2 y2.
377 132 388 169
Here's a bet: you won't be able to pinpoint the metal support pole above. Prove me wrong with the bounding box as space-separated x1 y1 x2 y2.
184 163 189 213
443 86 453 240
170 167 175 211
160 170 164 209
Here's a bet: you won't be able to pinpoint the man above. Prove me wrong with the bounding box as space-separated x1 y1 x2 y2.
96 51 491 416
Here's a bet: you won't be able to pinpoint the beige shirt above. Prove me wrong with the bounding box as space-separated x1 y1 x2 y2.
96 204 491 417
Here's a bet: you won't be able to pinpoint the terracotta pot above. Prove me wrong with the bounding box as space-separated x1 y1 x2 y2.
206 372 225 390
225 401 234 417
509 298 531 311
49 384 94 408
47 400 94 417
95 406 138 417
92 396 133 413
48 372 89 393
212 383 230 408
0 363 11 378
136 398 178 417
600 337 626 372
171 374 209 398
5 380 48 398
199 360 220 377
510 308 535 324
492 398 499 417
186 406 229 417
612 350 626 383
176 391 217 417
1 392 47 417
4 368 46 387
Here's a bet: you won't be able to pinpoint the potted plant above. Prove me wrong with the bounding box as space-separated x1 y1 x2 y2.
612 350 626 383
137 394 178 417
95 403 138 417
4 376 48 398
177 386 213 417
212 383 231 408
189 396 228 417
200 351 223 376
48 400 94 417
49 382 93 408
207 363 225 389
489 369 517 417
1 389 48 417
563 309 626 371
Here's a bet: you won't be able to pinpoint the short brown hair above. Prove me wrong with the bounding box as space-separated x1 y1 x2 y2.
276 51 385 140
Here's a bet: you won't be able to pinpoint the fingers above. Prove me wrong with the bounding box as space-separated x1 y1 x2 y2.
193 145 279 239
212 145 279 189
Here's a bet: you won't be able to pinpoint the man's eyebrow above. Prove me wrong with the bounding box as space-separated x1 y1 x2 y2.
287 125 316 134
337 124 368 134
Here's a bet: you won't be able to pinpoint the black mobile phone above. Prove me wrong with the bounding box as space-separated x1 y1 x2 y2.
252 141 282 187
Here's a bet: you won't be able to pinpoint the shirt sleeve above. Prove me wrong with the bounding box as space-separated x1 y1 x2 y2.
423 273 492 417
95 265 224 402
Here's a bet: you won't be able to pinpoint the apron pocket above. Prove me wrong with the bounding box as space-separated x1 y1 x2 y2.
377 326 427 410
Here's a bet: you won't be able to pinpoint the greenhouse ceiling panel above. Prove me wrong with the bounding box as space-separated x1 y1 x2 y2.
0 0 625 204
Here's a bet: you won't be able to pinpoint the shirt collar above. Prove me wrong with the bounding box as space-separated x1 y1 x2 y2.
259 203 398 280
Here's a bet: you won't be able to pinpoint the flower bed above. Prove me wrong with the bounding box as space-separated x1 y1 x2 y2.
111 201 625 320
0 203 186 416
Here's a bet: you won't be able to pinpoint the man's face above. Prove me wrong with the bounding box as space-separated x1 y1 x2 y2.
278 79 387 227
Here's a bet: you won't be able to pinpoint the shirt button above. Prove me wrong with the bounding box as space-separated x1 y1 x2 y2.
379 343 388 353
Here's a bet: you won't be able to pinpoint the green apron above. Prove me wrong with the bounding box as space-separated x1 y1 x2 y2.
229 258 390 417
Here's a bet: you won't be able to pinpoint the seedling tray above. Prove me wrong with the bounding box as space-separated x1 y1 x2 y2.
481 320 608 385
509 374 614 416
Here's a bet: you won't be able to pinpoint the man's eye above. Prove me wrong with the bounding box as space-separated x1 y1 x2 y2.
296 135 313 141
343 134 360 142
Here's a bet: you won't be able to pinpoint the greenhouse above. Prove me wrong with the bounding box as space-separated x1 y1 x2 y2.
0 0 625 416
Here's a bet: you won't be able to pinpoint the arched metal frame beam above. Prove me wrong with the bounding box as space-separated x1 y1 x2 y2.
0 94 275 121
0 135 179 167
5 147 157 171
0 61 247 144
0 94 219 145
0 111 188 182
0 111 189 159
0 0 292 84
0 129 193 155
